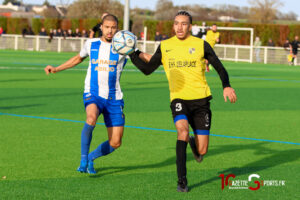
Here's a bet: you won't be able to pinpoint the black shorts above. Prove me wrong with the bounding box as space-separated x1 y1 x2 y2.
170 97 212 135
292 50 298 55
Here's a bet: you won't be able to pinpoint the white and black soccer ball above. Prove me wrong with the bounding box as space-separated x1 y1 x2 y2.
112 30 136 55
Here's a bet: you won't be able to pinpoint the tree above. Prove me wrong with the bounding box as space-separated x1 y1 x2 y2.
248 0 283 23
3 0 21 5
67 0 124 19
43 0 51 7
155 0 177 20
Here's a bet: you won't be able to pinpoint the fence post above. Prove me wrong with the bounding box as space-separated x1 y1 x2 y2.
235 47 238 62
14 35 18 50
80 38 84 51
143 26 147 52
36 36 39 51
250 28 254 63
264 47 268 64
58 37 61 53
224 46 226 59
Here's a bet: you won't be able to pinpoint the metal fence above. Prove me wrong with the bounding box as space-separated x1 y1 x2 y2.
0 34 298 65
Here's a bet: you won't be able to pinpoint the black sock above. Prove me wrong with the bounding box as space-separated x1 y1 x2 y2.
176 140 187 180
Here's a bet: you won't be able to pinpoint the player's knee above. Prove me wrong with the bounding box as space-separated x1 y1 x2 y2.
86 115 97 126
198 148 207 156
177 126 189 136
109 140 122 149
177 130 189 141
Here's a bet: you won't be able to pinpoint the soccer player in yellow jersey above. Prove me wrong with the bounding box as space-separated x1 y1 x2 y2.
129 11 237 192
205 24 220 72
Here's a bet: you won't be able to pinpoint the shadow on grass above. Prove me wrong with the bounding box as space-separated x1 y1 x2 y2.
0 92 78 101
0 78 46 83
90 142 268 178
189 148 300 191
89 142 300 192
90 153 190 179
0 103 45 110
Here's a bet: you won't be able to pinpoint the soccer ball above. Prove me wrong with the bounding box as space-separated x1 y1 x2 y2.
112 30 136 55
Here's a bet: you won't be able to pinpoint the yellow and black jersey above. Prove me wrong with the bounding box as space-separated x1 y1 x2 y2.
160 36 210 100
205 30 220 48
129 35 230 102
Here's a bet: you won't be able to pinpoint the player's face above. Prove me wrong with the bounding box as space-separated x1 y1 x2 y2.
173 15 191 40
101 20 118 42
212 25 217 32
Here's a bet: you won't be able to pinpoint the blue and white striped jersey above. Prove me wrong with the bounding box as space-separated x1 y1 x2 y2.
80 39 127 100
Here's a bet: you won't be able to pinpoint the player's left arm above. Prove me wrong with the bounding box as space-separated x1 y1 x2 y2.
138 52 152 63
204 41 237 103
129 45 162 75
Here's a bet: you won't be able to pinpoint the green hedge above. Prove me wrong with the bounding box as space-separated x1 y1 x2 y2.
2 17 298 45
6 18 29 34
144 20 299 45
0 17 7 32
32 18 42 34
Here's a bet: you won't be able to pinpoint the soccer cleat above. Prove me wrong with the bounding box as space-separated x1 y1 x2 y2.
87 160 96 174
177 177 188 192
77 160 88 173
189 136 203 163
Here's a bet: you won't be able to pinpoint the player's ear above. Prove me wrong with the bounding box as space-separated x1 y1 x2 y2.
100 24 103 31
189 23 192 31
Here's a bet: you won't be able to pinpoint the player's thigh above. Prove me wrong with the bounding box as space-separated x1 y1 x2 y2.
85 104 100 124
83 93 102 124
190 100 212 154
103 99 125 128
175 119 189 141
107 126 124 148
170 99 190 141
190 101 212 132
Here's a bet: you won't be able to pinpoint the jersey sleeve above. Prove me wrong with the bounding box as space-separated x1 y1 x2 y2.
79 40 90 58
129 45 162 75
204 41 231 88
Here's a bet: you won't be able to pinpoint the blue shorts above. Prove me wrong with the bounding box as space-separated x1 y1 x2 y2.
83 93 125 127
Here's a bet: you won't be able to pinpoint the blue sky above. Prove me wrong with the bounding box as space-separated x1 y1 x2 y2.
0 0 299 16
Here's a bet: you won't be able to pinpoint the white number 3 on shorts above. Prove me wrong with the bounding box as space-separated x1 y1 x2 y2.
175 103 182 112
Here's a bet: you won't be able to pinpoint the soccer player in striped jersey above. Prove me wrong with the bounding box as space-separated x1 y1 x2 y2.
44 14 127 174
130 11 237 192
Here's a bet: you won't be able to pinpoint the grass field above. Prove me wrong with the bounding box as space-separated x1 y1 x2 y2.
0 50 300 199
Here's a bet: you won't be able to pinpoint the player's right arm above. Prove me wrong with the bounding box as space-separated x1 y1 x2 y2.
44 54 85 75
289 44 293 54
129 45 162 75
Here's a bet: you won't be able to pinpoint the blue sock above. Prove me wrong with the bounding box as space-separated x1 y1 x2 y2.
88 140 115 161
81 123 95 162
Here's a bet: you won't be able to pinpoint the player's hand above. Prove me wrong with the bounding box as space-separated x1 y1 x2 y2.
223 87 237 103
44 65 57 75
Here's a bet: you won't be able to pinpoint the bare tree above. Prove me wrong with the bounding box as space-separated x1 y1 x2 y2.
67 0 123 19
155 0 178 20
248 0 283 23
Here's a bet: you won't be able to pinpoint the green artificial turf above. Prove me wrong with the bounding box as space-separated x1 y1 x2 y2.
0 50 300 199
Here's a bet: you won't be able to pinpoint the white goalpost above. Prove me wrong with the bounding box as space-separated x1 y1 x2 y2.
193 26 254 63
123 0 130 31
